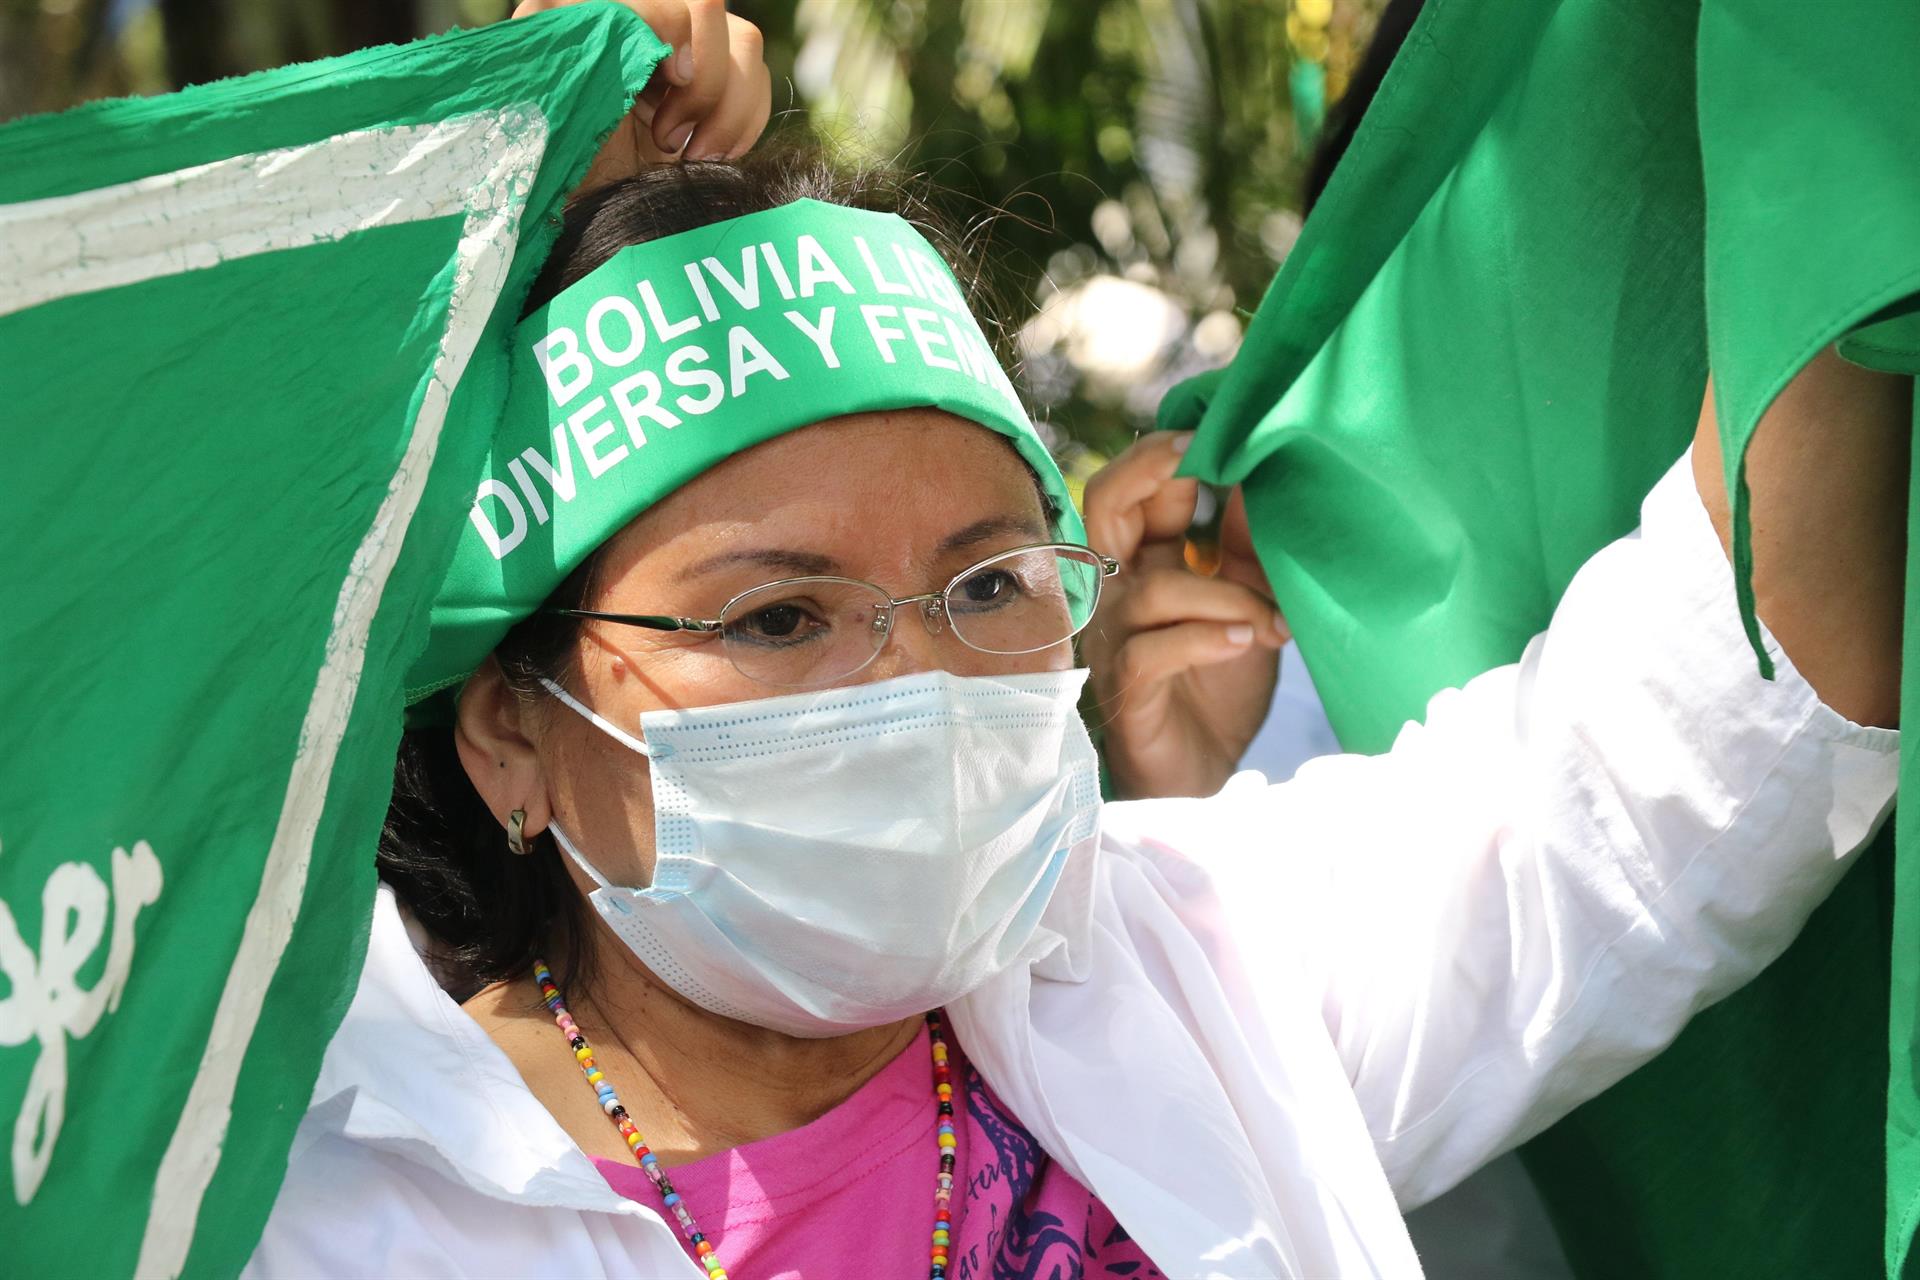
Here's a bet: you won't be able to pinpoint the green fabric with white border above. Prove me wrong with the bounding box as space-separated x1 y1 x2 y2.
0 7 667 1275
1163 0 1918 1273
408 199 1082 708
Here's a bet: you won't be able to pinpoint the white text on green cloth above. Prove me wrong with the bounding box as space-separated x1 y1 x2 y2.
0 839 163 1204
473 233 1014 560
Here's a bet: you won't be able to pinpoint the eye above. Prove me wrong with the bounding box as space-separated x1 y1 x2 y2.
746 604 803 636
729 598 831 647
953 567 1021 610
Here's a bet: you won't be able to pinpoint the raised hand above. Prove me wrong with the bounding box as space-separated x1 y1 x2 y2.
514 0 773 188
1080 432 1288 799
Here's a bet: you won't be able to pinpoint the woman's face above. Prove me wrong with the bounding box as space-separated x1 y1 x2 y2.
457 410 1068 889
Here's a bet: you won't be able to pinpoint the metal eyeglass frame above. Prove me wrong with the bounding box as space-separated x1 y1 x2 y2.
546 541 1121 675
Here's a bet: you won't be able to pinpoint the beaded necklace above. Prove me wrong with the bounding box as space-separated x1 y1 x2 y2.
534 961 958 1279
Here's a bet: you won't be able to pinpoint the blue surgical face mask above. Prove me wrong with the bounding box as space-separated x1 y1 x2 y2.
541 668 1103 1037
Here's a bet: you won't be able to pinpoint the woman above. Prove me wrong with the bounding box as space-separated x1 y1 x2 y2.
245 8 1905 1278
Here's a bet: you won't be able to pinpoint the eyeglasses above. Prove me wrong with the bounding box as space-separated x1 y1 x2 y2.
549 542 1120 690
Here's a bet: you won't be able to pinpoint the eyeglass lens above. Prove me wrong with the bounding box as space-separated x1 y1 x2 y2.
717 546 1105 688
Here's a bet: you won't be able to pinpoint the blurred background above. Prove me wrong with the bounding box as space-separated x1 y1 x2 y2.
0 0 1387 476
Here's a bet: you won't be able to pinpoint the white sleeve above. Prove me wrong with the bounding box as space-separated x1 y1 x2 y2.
1113 450 1898 1209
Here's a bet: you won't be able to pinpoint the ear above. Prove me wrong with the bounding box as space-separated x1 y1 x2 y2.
454 656 555 841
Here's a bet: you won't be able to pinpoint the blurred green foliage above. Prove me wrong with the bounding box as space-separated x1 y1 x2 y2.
742 0 1383 461
0 0 1381 459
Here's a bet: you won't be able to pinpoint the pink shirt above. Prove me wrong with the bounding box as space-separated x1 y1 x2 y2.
593 1021 1163 1280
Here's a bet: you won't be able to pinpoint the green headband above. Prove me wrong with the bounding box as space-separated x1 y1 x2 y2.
406 198 1080 706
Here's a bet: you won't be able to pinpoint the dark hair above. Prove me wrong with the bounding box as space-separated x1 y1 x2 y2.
378 141 1020 996
1302 0 1425 214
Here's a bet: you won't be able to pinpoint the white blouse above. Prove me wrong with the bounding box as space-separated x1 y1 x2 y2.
246 452 1898 1278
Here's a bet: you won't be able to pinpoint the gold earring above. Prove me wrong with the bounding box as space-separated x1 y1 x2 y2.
507 808 528 856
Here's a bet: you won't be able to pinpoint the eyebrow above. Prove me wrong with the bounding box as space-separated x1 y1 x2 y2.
677 513 1051 584
937 514 1050 555
678 548 838 582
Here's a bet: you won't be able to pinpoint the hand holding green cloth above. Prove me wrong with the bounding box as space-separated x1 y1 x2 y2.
0 8 667 1275
1163 0 1919 1273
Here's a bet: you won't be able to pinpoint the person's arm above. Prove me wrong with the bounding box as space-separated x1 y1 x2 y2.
1086 351 1910 792
1694 347 1910 727
1101 352 1906 1205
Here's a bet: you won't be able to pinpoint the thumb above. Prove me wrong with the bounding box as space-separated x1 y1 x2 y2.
1083 432 1199 566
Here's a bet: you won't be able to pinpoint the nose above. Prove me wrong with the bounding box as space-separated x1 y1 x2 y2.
859 598 950 683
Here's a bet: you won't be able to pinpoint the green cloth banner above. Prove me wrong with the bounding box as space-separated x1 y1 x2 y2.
1166 0 1919 1274
413 199 1080 704
0 7 667 1275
